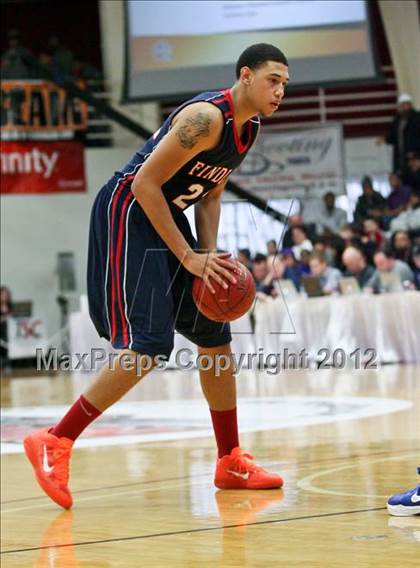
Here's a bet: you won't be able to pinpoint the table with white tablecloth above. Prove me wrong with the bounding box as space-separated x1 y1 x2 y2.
69 305 255 371
69 292 419 369
253 291 420 364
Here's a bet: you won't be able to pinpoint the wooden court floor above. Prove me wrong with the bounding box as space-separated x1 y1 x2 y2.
1 363 419 567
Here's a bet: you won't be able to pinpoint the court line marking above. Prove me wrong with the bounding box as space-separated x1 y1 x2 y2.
2 448 418 508
1 478 213 514
1 506 387 555
297 453 420 499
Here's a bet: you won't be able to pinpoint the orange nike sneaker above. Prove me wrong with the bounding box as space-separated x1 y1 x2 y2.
23 428 74 509
214 447 284 490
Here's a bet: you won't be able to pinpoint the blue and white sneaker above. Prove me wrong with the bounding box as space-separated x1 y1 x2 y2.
387 467 420 516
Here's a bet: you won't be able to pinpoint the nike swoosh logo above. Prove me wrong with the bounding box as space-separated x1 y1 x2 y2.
80 399 93 416
43 446 54 473
411 493 420 503
226 470 250 480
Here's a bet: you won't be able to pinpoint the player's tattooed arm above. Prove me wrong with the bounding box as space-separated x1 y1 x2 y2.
176 112 211 149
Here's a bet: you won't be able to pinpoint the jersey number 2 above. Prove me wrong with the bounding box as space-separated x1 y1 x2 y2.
173 183 205 209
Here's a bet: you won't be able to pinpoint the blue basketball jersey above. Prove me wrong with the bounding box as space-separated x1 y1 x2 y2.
113 89 260 210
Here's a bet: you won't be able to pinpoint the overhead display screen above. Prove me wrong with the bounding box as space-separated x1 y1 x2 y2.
124 1 378 101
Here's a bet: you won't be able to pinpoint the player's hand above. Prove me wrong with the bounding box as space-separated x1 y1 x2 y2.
183 251 238 294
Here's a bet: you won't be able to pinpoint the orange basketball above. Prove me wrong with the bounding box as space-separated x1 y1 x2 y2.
192 260 256 322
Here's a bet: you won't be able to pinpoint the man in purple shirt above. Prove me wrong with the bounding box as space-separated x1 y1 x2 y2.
387 172 412 215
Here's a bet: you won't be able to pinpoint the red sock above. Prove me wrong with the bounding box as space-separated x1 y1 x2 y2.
51 395 102 441
210 407 239 458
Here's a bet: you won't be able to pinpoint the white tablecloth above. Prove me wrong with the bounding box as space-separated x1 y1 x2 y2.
69 292 420 369
253 291 420 364
69 309 255 370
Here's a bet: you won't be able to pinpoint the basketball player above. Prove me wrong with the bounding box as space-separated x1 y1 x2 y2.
24 44 289 509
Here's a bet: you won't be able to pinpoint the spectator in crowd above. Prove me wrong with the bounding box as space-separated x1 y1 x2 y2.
404 152 420 192
411 244 420 290
266 239 278 257
324 234 346 271
312 236 326 254
0 286 13 373
299 250 312 275
354 176 387 226
282 215 315 248
339 224 362 249
378 93 420 172
263 255 285 298
362 218 385 249
1 29 34 79
311 192 347 235
342 247 375 289
367 246 414 293
72 54 102 81
282 249 304 290
252 253 274 295
385 172 412 217
237 248 252 271
309 252 342 294
291 226 313 260
390 191 420 235
391 231 413 267
48 35 74 81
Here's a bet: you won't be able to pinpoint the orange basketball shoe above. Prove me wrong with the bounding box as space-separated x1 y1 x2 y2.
23 428 74 509
214 447 284 490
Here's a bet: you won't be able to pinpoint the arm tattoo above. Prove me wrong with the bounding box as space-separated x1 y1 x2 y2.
177 112 211 149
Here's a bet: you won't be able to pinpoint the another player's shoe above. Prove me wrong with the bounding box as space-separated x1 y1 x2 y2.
214 447 283 489
387 467 420 516
23 428 74 509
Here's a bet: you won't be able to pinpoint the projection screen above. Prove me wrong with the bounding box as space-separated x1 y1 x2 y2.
124 0 379 101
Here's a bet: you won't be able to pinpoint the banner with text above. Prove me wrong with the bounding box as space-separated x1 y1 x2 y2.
1 140 86 194
1 80 87 193
231 124 345 198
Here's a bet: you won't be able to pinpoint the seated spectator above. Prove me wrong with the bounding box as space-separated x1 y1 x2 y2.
299 250 312 275
367 246 414 293
282 249 304 290
252 253 274 295
48 35 74 81
361 218 385 262
354 176 387 226
386 172 412 216
291 226 313 260
404 152 420 192
263 255 285 298
237 248 252 271
323 234 346 270
342 247 375 289
309 192 347 235
391 231 413 267
312 236 326 254
1 29 35 79
339 224 362 248
0 286 13 372
282 215 316 248
390 191 420 234
266 239 278 256
308 252 342 294
411 244 420 290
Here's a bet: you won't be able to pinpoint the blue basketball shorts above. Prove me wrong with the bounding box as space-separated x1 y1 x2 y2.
87 173 231 359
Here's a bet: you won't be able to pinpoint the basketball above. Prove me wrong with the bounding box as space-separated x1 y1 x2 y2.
192 260 256 322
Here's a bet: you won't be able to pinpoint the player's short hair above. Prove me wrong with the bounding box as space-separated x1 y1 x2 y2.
236 43 288 78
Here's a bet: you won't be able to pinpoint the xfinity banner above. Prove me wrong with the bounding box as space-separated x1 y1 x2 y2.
1 80 87 194
231 124 345 198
